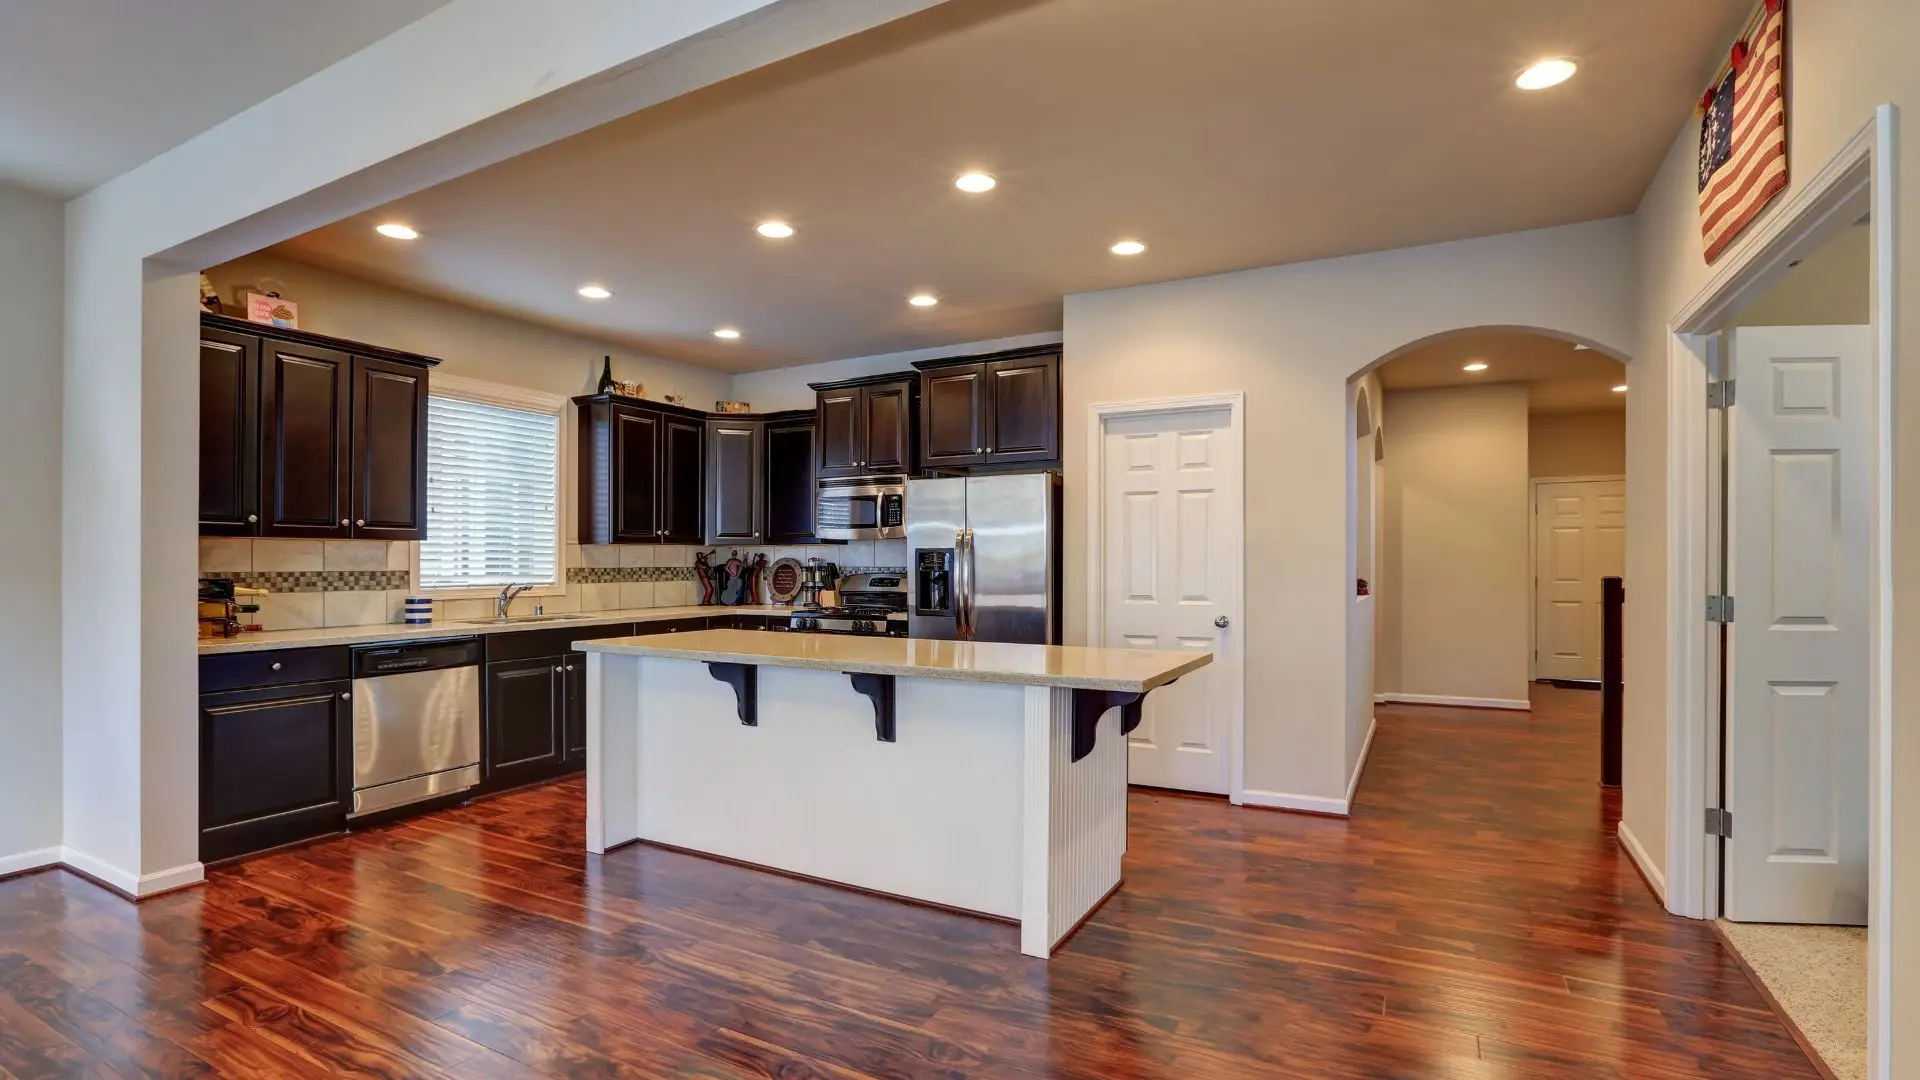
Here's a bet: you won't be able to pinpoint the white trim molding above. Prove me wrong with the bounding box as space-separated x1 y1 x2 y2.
1241 717 1378 819
1346 716 1377 809
0 847 62 879
1376 692 1531 711
1617 821 1667 904
57 846 205 898
1085 392 1247 805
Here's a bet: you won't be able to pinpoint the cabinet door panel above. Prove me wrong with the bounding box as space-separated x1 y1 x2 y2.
985 353 1060 463
351 357 428 540
921 364 986 468
199 680 351 860
764 418 820 543
200 329 261 535
660 416 705 545
611 407 661 542
862 382 911 472
707 419 763 543
261 341 352 537
816 389 862 477
486 657 564 787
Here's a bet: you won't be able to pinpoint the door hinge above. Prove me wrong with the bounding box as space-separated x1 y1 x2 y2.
1705 807 1734 838
1707 594 1735 623
1708 380 1736 409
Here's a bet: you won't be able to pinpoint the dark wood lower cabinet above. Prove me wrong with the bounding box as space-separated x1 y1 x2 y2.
198 678 352 862
565 651 588 762
485 656 567 789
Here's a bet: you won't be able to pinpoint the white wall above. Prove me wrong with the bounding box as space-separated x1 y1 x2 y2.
1629 1 1918 1069
1530 410 1626 478
204 255 732 407
1374 384 1532 705
1347 373 1382 780
1064 217 1637 805
0 182 65 872
729 331 1062 412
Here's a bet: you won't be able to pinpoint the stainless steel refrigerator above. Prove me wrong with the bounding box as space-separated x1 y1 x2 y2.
907 473 1061 644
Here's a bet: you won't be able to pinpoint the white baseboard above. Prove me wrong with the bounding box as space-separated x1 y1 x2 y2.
0 846 63 878
1373 693 1389 704
57 846 204 898
1345 718 1377 808
1376 692 1531 711
1242 789 1348 816
1616 821 1667 904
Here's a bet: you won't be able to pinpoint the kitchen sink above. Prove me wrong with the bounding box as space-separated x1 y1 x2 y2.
456 613 604 626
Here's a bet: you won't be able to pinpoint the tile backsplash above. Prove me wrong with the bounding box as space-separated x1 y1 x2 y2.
200 537 910 632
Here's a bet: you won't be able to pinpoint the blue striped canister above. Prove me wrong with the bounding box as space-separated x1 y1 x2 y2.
404 597 433 625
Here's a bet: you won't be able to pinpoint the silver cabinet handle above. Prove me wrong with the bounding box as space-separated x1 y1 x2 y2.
566 664 576 672
554 665 564 673
356 519 366 527
246 514 258 523
270 662 283 671
1215 615 1230 628
341 692 352 701
340 518 349 526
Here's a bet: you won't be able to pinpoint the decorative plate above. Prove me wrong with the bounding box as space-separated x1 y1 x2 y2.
766 557 804 604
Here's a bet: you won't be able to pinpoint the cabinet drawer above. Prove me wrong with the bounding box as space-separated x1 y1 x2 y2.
631 617 712 636
485 622 636 664
200 647 351 694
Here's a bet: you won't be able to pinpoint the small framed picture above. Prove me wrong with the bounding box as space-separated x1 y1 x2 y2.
246 292 299 328
715 400 752 414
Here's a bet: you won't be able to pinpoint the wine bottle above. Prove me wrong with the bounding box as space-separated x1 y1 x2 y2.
597 355 615 395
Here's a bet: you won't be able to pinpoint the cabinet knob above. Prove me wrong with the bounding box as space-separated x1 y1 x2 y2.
554 665 564 673
270 662 282 671
340 518 350 526
356 519 366 527
985 447 993 453
341 692 352 701
246 514 258 523
566 664 576 672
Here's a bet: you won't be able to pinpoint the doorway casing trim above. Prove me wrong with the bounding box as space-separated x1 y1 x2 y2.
1660 104 1896 1080
1528 474 1626 682
1084 392 1247 807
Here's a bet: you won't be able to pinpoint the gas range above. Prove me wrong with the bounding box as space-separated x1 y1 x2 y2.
787 572 908 636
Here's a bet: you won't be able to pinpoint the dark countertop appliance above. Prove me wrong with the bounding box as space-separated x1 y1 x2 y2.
789 572 908 636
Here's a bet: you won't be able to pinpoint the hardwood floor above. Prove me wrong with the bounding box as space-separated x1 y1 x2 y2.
0 685 1818 1078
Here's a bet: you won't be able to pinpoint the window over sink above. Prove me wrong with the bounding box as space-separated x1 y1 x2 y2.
415 376 567 596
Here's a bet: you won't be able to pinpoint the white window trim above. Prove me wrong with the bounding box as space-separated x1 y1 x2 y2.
411 373 572 601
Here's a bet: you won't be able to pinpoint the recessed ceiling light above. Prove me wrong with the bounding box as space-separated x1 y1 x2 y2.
756 220 795 239
908 294 939 307
1110 240 1147 256
713 327 741 340
375 223 418 240
1613 384 1629 393
577 285 612 300
1517 58 1577 91
1463 362 1489 372
955 172 997 194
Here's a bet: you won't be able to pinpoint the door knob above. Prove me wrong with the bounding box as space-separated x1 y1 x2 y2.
1214 615 1230 628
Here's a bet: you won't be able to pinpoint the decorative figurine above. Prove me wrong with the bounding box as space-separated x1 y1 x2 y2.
695 549 719 605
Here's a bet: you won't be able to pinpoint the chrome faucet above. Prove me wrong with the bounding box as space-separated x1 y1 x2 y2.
497 583 534 621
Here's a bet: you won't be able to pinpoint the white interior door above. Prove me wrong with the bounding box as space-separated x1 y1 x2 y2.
1532 479 1625 681
1724 324 1871 925
1101 405 1239 794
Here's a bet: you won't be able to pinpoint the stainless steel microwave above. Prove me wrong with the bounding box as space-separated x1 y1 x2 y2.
817 477 906 541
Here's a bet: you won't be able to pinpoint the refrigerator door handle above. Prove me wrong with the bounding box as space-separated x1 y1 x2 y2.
957 527 975 639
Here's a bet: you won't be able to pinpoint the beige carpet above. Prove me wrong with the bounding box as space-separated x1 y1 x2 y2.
1717 920 1868 1080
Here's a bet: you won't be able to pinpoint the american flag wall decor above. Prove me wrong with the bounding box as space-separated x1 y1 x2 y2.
1697 0 1788 264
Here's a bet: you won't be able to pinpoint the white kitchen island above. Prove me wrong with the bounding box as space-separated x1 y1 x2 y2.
575 630 1209 957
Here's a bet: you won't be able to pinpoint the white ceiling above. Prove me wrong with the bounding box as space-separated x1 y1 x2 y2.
0 0 448 197
1375 329 1627 414
266 0 1748 371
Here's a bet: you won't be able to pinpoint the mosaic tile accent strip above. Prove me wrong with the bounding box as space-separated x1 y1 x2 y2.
568 566 697 584
837 567 909 577
212 570 412 594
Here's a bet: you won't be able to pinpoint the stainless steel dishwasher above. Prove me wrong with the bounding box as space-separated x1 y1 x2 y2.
350 638 482 817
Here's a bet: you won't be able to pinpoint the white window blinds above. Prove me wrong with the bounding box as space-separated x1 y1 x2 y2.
418 394 561 590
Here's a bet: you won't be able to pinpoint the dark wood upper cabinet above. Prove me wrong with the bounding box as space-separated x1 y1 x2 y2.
260 339 353 538
349 357 428 541
706 417 764 544
199 314 435 540
920 363 988 468
661 416 706 545
763 411 822 544
816 387 861 476
913 348 1061 468
811 375 916 477
984 352 1061 464
200 328 261 535
576 395 706 545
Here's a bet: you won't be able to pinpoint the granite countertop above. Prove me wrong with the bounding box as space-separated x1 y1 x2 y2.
198 606 792 655
575 629 1211 693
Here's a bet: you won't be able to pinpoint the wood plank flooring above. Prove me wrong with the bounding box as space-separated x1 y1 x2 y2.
0 685 1818 1078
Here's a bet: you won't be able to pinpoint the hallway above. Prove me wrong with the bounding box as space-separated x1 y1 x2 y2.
0 686 1817 1078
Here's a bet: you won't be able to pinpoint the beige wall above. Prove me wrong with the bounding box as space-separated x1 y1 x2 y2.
1734 221 1871 327
1063 216 1636 805
1529 410 1626 478
1374 384 1531 704
0 182 64 869
202 254 733 408
1348 372 1383 777
1630 0 1917 1064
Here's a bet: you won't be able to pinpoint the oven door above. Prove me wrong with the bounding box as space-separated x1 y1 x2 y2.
816 479 905 540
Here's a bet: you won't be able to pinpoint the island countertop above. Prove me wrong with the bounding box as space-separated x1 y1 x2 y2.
574 629 1210 693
